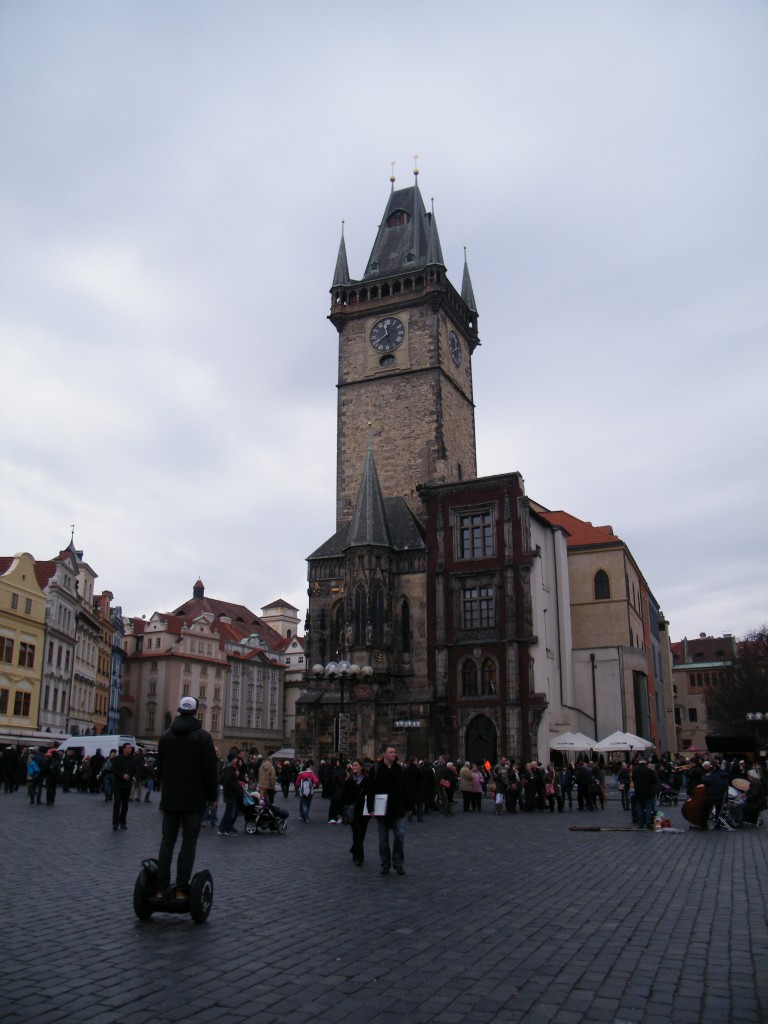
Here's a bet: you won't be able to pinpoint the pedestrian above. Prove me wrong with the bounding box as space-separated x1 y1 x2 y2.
257 755 276 805
44 749 63 805
27 748 45 805
459 761 474 812
143 753 157 803
544 764 561 812
278 759 294 799
631 758 658 830
368 744 410 876
2 745 19 793
99 749 116 802
90 748 105 794
471 763 484 811
326 759 346 824
111 742 141 830
699 760 729 831
202 747 223 828
218 753 245 836
433 756 452 816
342 759 370 865
295 760 321 823
405 757 426 822
155 695 218 897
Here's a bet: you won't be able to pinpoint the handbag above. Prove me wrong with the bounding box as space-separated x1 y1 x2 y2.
438 778 451 789
242 790 255 808
545 783 555 797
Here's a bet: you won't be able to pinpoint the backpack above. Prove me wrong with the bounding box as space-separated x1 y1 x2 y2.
300 776 314 797
28 759 42 779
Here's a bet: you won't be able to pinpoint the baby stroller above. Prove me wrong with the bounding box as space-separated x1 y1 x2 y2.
657 782 678 806
242 790 288 835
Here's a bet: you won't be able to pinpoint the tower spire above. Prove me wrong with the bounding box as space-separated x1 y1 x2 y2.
425 197 445 268
332 221 350 288
461 247 478 314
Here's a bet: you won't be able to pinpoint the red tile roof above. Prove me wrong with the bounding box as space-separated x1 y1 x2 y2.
533 508 623 550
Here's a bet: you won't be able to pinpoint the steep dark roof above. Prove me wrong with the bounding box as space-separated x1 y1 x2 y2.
307 497 425 561
346 444 391 549
362 183 444 281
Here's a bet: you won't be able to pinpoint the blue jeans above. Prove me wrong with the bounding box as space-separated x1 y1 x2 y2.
299 794 313 821
219 796 239 833
377 816 405 870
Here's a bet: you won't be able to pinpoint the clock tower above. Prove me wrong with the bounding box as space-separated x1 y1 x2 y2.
330 169 480 528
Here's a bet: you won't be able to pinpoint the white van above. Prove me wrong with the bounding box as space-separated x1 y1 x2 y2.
55 734 137 757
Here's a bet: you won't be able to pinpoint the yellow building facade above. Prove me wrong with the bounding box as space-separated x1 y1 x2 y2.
0 553 47 736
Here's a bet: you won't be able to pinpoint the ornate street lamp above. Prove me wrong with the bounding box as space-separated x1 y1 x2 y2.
315 661 374 755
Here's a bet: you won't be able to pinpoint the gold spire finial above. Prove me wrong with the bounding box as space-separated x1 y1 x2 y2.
390 161 396 188
413 153 419 177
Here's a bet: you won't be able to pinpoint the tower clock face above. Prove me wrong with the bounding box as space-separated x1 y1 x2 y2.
449 330 462 367
370 316 405 353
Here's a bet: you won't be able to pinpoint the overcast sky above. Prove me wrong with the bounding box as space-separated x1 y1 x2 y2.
1 1 766 643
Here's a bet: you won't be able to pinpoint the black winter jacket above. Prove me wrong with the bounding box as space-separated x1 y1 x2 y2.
156 715 218 813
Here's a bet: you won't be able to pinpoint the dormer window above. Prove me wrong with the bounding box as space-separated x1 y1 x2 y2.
405 252 414 263
386 209 411 227
370 260 379 272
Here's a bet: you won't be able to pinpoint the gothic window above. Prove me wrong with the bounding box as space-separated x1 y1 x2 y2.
334 602 345 657
458 510 494 559
371 583 385 647
462 584 494 629
481 658 497 694
400 599 411 653
594 570 610 600
461 660 478 697
354 586 367 647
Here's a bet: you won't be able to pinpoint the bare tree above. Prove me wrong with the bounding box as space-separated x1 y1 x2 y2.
705 626 768 733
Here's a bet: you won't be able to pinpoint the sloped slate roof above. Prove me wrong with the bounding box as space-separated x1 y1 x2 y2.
308 497 425 560
363 183 443 281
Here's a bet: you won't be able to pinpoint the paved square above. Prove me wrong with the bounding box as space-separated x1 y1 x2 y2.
2 788 766 1023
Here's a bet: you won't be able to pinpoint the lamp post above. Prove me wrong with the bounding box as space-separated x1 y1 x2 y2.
746 712 767 753
315 660 373 756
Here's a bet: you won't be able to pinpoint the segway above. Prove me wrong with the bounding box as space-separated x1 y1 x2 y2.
133 859 213 924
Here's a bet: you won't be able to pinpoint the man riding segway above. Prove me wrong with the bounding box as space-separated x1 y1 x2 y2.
133 695 218 923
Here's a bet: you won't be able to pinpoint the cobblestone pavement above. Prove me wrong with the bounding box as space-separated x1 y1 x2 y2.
2 786 766 1024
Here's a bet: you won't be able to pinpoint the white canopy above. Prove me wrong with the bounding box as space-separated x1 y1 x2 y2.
593 730 654 752
549 731 597 751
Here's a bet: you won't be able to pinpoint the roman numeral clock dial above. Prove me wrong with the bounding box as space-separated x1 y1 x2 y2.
370 316 405 352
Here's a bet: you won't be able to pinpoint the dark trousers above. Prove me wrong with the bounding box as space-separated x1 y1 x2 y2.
349 815 370 862
113 786 131 827
158 810 204 887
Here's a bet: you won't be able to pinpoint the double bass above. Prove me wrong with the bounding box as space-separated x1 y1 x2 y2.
681 783 707 827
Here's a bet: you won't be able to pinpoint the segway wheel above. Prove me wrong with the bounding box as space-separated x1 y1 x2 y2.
133 867 154 921
245 819 258 835
277 819 288 835
189 869 213 924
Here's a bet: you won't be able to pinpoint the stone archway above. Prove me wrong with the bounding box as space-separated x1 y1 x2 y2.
465 713 497 766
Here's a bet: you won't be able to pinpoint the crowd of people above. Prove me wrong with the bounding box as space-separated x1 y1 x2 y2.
4 741 766 844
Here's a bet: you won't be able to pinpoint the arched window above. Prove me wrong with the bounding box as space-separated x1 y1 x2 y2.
400 599 411 653
481 658 497 694
594 570 610 600
462 660 478 697
354 586 367 647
